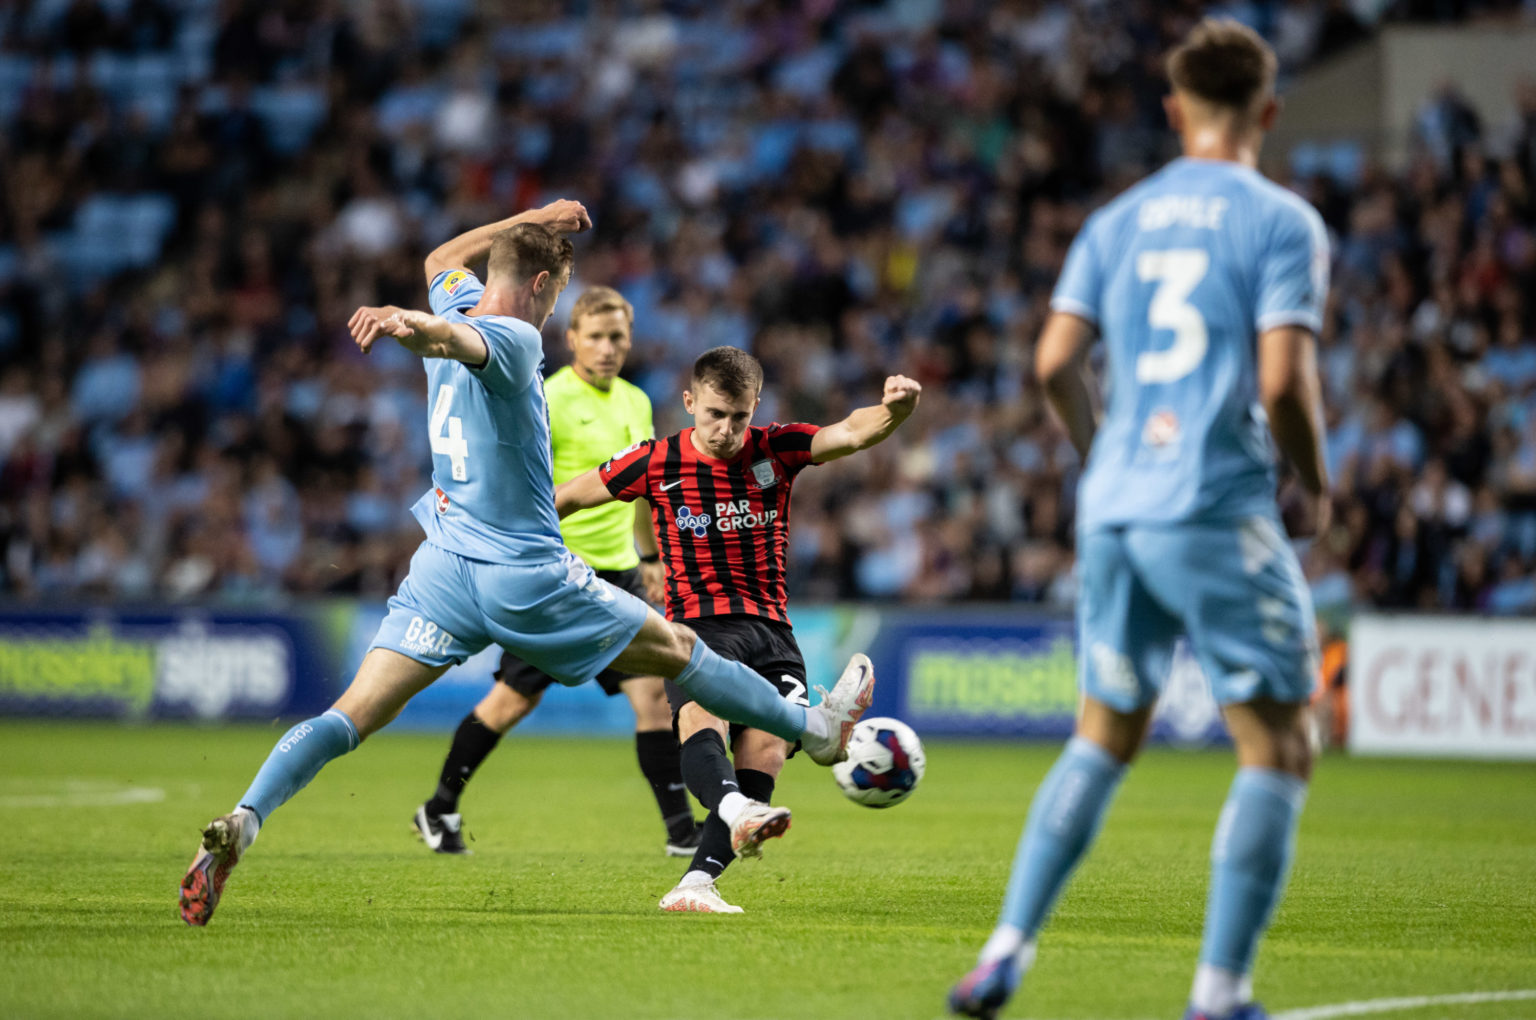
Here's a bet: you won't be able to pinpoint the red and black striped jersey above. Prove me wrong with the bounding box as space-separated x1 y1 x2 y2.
598 423 821 624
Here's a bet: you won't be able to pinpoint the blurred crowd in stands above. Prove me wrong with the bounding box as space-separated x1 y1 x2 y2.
1 0 1535 616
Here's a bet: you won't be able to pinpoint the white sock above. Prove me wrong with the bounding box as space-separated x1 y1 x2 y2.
233 806 260 853
801 705 831 742
979 924 1036 972
1191 963 1246 1016
679 869 713 888
718 792 750 827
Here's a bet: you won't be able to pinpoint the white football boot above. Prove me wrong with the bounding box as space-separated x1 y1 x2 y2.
659 880 744 914
801 653 876 765
729 801 792 859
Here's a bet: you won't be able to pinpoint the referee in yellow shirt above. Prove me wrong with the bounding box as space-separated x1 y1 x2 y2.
412 286 700 856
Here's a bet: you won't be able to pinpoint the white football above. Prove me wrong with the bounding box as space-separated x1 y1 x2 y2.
831 716 926 808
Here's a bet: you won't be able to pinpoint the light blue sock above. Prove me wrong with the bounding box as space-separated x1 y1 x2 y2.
674 638 808 743
236 709 359 825
1199 767 1308 974
999 737 1126 937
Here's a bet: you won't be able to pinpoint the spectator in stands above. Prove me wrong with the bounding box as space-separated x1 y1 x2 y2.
0 0 1532 617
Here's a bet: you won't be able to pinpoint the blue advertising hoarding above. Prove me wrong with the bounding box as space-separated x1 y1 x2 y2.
0 605 350 721
813 607 1227 746
0 602 1227 745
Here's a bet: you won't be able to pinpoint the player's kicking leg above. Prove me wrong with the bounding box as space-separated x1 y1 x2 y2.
180 648 446 925
660 726 789 914
607 610 874 767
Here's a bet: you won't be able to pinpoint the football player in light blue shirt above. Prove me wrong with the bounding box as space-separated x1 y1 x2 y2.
179 201 878 927
951 20 1330 1020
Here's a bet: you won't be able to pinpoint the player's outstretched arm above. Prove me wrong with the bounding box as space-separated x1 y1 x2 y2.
555 467 617 519
423 200 592 285
348 305 489 366
809 374 922 463
1259 323 1330 536
1036 311 1100 460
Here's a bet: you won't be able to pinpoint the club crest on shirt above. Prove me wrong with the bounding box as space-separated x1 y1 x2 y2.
749 459 780 489
1142 409 1181 448
434 487 450 513
442 270 470 295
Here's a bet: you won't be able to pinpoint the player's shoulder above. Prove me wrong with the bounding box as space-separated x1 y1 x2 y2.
1221 166 1327 241
602 434 661 473
762 421 816 437
1263 181 1327 248
462 308 542 345
435 268 479 297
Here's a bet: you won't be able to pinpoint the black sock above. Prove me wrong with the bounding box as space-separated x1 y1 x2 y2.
688 768 777 880
690 813 734 880
636 729 694 840
734 767 775 803
425 711 503 816
680 729 737 813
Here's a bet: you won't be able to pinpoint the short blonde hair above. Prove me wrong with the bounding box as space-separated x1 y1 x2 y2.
568 286 634 332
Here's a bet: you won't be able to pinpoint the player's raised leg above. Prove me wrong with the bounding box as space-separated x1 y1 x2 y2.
662 725 789 912
683 708 789 856
608 609 874 766
180 648 447 926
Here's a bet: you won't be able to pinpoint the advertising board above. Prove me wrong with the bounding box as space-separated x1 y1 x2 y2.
1349 615 1536 759
0 607 346 720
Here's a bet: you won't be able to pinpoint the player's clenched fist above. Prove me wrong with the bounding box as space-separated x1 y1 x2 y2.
534 199 592 235
882 374 922 418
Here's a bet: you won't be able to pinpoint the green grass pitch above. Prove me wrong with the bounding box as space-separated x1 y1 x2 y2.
1 721 1532 1019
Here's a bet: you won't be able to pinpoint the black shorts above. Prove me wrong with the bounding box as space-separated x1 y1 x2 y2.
665 614 808 754
496 566 648 698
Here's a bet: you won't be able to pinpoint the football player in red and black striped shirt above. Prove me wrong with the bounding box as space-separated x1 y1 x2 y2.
558 346 921 913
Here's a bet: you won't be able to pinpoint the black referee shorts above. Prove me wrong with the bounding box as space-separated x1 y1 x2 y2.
664 614 809 754
495 566 649 698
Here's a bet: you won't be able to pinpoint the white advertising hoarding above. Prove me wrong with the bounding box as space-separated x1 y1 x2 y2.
1349 615 1536 759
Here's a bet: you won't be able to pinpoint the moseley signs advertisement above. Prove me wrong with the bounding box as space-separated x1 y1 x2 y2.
1349 615 1536 759
0 608 341 720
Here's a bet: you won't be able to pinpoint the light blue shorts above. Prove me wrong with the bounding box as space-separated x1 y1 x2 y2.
369 542 649 686
1077 516 1318 711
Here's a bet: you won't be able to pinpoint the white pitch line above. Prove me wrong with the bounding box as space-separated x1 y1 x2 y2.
1274 990 1536 1020
924 989 1536 1020
0 782 166 809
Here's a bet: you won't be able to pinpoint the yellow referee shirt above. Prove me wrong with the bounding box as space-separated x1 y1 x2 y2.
545 366 654 570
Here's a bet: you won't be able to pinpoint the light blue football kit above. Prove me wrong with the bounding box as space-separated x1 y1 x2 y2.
971 157 1331 1009
233 269 810 828
367 268 648 683
1055 157 1328 710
